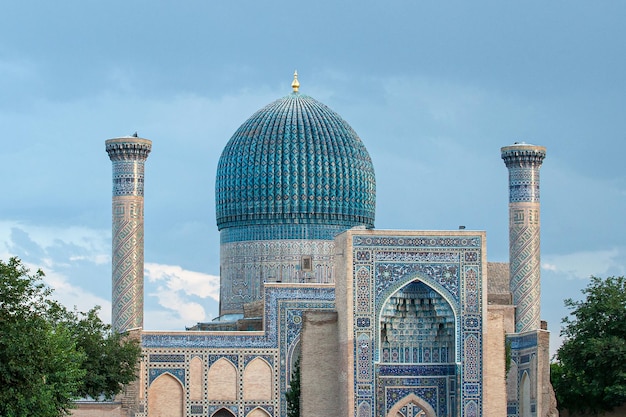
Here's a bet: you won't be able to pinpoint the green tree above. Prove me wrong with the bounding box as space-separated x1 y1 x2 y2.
285 356 301 417
551 276 626 415
0 257 141 416
57 306 142 400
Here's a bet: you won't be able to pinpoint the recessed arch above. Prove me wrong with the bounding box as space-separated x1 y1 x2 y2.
376 270 460 319
189 356 203 401
378 278 457 364
287 337 301 386
247 407 272 417
520 370 531 417
147 373 184 417
208 358 238 401
386 393 437 417
243 357 273 400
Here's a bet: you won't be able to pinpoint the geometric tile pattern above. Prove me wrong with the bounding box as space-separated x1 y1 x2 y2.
220 224 349 243
509 207 542 333
111 198 145 332
219 238 335 315
215 92 376 231
502 144 546 333
106 137 151 332
376 364 456 417
350 232 485 417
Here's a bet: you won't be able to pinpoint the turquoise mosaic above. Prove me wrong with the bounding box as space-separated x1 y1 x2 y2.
350 232 485 417
215 92 376 231
220 224 348 244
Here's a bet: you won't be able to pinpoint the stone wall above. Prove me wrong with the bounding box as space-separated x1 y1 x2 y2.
71 402 122 417
300 310 340 417
484 309 507 417
537 330 558 417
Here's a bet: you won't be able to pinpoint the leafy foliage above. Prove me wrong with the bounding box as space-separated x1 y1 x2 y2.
59 307 142 400
505 337 512 378
285 356 301 417
551 276 626 415
0 257 141 416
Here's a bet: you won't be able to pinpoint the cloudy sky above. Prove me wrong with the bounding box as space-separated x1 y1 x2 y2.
1 1 624 354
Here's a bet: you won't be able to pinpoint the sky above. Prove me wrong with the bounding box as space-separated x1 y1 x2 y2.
1 1 624 356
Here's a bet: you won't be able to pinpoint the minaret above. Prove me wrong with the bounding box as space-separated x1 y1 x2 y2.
106 135 152 332
501 143 546 333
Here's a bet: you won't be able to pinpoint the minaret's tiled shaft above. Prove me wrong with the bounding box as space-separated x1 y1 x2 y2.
106 137 151 332
501 143 546 333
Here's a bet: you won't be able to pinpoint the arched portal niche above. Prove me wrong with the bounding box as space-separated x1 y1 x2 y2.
380 280 455 363
288 338 301 385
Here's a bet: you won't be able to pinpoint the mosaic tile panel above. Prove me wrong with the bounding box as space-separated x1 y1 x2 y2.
350 232 484 417
375 364 456 417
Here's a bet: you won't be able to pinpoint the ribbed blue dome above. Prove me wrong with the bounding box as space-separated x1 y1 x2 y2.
216 92 376 231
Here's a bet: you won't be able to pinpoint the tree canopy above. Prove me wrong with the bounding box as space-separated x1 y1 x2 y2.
551 276 626 415
0 257 141 417
285 356 301 417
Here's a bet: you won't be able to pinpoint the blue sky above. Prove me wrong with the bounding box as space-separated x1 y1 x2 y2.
1 1 624 355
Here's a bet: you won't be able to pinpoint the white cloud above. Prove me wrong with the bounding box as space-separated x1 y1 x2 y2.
145 263 220 300
144 263 220 326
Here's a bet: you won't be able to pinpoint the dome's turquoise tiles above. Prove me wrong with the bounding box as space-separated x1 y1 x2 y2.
216 93 376 232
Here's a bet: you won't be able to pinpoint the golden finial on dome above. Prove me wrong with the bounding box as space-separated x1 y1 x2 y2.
291 70 300 93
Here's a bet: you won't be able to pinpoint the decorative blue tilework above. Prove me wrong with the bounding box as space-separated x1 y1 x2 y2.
148 368 185 386
508 332 537 350
216 93 376 231
208 405 238 416
356 317 371 327
149 354 185 362
207 354 238 366
220 224 348 243
244 405 274 414
354 235 481 248
106 139 151 197
375 364 453 417
501 146 546 203
349 232 485 417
